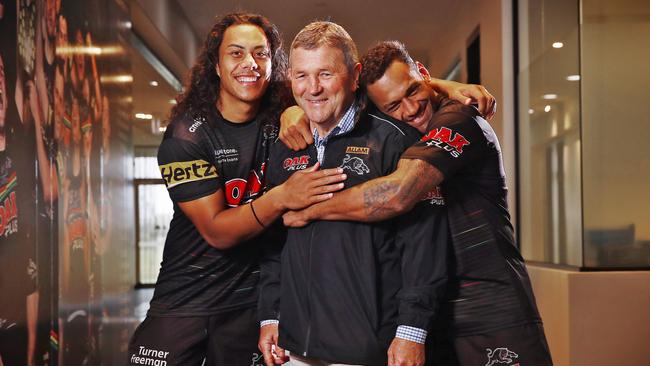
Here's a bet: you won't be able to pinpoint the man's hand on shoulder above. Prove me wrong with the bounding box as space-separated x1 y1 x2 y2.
426 78 496 120
388 337 425 366
280 105 312 151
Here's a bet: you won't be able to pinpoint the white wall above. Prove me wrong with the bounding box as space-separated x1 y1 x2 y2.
425 0 517 220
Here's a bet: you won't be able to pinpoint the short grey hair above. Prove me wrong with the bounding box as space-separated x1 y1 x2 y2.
290 21 359 72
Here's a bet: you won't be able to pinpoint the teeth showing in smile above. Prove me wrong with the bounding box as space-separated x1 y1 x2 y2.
236 76 258 83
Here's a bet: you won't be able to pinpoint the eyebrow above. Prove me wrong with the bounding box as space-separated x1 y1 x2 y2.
405 81 420 97
225 44 269 50
383 81 420 111
383 99 399 111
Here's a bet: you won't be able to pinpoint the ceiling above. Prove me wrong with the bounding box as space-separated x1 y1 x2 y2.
176 0 459 65
130 0 588 148
129 0 461 148
130 45 178 147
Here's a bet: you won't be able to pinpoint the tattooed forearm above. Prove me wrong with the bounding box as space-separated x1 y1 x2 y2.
301 159 444 223
361 159 444 220
400 171 426 200
363 181 401 220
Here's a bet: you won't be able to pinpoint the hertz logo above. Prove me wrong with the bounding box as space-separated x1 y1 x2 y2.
345 146 370 155
159 159 218 188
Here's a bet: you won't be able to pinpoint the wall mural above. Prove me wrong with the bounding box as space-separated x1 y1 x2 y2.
0 0 135 364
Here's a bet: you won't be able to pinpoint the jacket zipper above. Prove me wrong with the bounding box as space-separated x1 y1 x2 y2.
303 223 316 356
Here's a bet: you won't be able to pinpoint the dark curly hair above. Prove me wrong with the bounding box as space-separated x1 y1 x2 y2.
360 41 417 93
170 12 291 124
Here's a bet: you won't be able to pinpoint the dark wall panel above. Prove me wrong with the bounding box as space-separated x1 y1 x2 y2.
0 0 135 364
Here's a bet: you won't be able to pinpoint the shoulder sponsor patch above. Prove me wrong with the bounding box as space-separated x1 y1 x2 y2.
421 127 470 158
345 146 370 155
159 159 218 188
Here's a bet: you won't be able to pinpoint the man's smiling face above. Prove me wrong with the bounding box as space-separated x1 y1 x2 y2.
289 45 359 133
216 24 272 107
367 60 434 134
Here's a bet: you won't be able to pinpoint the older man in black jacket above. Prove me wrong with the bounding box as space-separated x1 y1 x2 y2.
257 22 447 366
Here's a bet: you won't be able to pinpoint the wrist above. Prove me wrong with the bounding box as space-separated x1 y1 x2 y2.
395 325 427 344
268 186 288 212
260 319 279 328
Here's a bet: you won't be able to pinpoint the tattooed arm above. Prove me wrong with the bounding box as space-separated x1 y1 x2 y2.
283 159 444 225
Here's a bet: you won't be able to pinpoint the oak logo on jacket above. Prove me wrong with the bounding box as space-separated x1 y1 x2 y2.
283 155 310 171
421 126 470 158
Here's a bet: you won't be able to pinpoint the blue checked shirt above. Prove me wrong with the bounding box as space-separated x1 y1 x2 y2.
261 102 427 344
395 325 427 344
312 103 358 164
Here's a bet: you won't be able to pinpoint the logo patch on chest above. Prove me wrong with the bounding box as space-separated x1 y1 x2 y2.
215 148 239 163
340 154 369 175
283 155 310 171
345 146 370 155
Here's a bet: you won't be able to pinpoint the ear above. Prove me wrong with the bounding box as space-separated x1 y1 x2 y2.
215 63 221 78
351 62 362 92
415 61 430 79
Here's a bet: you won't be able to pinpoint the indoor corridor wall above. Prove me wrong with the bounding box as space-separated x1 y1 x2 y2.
0 0 136 364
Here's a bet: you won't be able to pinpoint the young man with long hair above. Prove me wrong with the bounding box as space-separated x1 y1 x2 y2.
127 13 346 366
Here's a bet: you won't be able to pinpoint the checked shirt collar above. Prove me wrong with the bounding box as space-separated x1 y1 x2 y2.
312 103 358 164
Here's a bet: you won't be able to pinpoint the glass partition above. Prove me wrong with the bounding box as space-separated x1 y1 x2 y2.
517 0 582 266
517 0 650 268
580 0 650 268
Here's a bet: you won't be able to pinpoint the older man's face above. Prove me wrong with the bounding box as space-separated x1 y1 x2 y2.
290 46 359 130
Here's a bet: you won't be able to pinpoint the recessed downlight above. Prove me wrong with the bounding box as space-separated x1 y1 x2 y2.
135 113 153 120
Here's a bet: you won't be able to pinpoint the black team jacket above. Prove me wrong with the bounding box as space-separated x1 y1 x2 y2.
258 108 449 365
